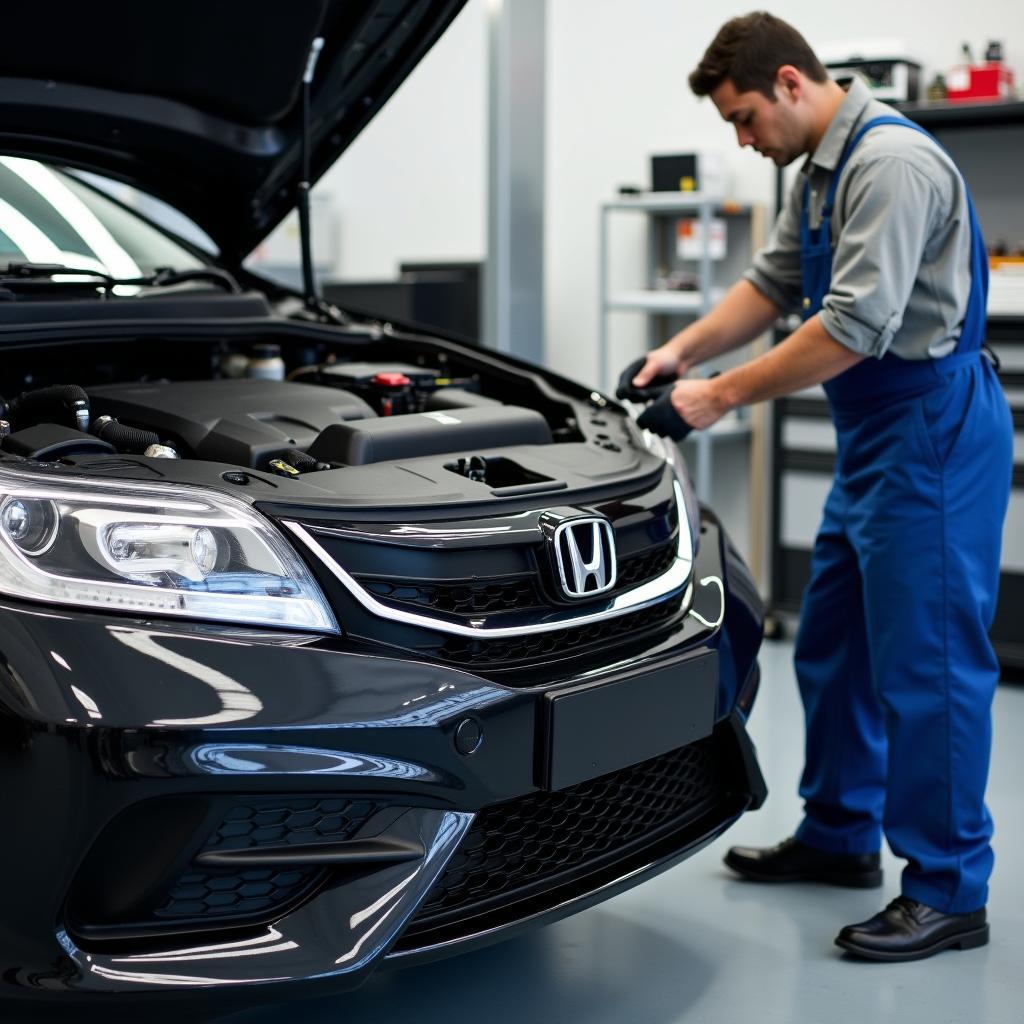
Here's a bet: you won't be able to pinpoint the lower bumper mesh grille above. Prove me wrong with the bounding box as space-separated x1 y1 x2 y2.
158 866 318 921
70 796 382 944
155 797 379 923
397 733 725 947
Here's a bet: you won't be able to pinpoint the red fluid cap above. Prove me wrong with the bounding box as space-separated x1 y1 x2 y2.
371 371 412 388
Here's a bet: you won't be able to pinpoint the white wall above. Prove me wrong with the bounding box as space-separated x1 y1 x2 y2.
314 0 488 281
314 0 1022 371
308 0 1020 570
545 0 1024 387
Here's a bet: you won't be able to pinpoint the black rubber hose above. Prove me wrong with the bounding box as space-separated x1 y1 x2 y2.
635 389 694 441
633 371 719 442
92 418 161 454
282 448 328 472
615 356 677 403
10 384 90 430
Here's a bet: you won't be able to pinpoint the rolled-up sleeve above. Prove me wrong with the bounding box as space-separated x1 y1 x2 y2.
743 182 803 314
820 157 940 357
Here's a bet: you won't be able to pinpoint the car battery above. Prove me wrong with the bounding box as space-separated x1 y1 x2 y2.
311 362 440 416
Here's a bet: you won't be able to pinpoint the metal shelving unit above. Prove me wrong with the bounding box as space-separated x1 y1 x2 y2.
606 289 722 314
597 194 763 504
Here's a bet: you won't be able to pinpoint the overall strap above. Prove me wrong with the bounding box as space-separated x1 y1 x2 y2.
811 115 990 412
816 113 988 340
801 117 913 242
836 116 989 352
821 116 920 217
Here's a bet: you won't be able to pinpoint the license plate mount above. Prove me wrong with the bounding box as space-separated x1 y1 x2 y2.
538 648 718 791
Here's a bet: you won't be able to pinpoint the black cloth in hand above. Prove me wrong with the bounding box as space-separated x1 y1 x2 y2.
635 388 693 440
615 356 677 402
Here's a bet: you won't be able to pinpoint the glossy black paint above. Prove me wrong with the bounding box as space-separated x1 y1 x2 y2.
540 650 718 790
388 720 760 963
0 0 772 1006
0 513 763 1003
0 1 470 262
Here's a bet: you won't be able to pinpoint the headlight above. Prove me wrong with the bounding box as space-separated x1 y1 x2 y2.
0 466 337 632
1 497 59 556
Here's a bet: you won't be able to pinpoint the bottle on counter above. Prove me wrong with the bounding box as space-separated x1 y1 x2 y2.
221 352 250 379
246 343 286 382
984 41 1003 63
926 73 948 101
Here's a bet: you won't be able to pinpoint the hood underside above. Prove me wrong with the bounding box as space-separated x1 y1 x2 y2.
0 0 467 264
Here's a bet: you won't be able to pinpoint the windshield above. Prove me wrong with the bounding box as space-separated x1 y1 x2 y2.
0 157 206 277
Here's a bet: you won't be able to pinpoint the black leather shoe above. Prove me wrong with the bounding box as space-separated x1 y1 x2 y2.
836 896 989 962
724 836 882 888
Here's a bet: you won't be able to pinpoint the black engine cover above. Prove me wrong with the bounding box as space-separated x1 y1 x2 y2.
87 379 375 468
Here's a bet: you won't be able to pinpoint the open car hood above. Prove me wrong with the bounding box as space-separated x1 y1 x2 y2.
0 0 467 265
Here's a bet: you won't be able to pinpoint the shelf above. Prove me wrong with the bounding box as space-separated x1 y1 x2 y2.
599 195 764 525
602 194 753 215
895 98 1024 129
606 290 718 313
682 416 752 442
988 314 1024 330
989 272 1024 317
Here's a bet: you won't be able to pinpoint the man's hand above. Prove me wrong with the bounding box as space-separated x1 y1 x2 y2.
630 345 690 391
668 376 730 430
616 350 683 402
636 374 728 440
618 280 782 403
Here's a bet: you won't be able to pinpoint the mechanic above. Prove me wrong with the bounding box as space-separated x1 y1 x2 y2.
620 11 1013 962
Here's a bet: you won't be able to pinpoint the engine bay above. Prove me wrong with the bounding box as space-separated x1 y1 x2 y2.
0 328 652 509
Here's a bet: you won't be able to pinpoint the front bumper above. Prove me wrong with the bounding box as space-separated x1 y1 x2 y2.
0 513 764 1002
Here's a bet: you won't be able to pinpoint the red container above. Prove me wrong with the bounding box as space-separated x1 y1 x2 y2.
947 62 1015 101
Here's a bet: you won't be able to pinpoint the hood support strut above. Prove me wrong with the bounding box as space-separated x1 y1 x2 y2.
299 36 325 314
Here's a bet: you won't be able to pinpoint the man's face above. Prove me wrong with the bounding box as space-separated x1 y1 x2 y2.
710 76 807 167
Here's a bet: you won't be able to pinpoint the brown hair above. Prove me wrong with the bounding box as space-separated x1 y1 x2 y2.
689 12 828 99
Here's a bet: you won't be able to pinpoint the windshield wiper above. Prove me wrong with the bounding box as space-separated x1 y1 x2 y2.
0 262 242 296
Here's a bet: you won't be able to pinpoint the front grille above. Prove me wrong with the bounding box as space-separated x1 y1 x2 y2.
293 475 684 688
353 541 677 620
359 576 545 615
433 592 685 670
398 735 723 945
616 541 678 589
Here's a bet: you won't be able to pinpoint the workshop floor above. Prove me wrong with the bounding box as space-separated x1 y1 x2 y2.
213 639 1024 1024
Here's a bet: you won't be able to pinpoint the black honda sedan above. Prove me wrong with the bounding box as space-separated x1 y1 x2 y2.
0 0 765 1009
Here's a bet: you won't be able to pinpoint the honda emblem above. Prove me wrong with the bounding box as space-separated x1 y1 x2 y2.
552 517 616 599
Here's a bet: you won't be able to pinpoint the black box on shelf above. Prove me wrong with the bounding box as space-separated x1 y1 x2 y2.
651 153 699 193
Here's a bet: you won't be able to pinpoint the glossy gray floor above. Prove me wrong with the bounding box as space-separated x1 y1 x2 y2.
220 640 1024 1024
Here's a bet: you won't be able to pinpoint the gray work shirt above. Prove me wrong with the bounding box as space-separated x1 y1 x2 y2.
744 76 972 360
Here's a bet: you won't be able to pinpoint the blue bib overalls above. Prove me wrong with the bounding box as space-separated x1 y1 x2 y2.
793 116 1013 912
